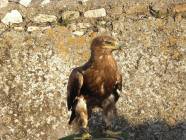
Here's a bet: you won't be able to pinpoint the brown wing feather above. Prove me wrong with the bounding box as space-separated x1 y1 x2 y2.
112 72 122 102
67 68 83 110
116 72 122 91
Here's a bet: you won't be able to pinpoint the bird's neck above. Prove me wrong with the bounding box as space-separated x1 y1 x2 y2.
90 53 116 66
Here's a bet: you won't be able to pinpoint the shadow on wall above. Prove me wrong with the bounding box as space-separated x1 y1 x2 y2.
59 113 186 140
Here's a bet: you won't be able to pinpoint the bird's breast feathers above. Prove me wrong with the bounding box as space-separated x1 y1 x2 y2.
82 67 117 97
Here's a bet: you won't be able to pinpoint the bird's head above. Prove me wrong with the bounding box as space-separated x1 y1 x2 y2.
90 35 122 55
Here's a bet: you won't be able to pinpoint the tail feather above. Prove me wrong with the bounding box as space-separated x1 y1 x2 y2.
68 99 78 125
68 110 76 125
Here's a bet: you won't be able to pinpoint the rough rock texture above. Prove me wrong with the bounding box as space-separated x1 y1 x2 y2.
61 11 80 20
1 10 23 25
41 0 50 6
19 0 32 7
84 8 106 18
0 0 186 140
0 0 8 9
33 14 57 23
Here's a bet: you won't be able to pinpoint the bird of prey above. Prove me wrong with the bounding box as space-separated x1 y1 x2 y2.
67 35 122 136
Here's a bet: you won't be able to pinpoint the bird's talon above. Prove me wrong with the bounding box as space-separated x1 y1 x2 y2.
81 132 92 140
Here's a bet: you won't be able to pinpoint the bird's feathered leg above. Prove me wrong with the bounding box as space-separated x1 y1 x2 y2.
102 75 122 128
75 96 92 139
102 79 122 137
102 94 117 131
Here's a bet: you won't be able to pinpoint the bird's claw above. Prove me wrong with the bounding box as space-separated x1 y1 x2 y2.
81 132 92 140
79 128 92 140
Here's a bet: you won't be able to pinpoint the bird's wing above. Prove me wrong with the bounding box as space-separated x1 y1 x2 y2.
67 68 84 110
112 71 122 102
116 72 122 91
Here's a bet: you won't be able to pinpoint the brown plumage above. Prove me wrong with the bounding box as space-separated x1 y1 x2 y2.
67 35 122 130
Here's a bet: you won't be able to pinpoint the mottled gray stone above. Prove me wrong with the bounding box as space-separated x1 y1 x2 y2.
0 0 8 8
72 31 84 36
84 8 106 18
33 14 57 23
41 0 50 6
62 11 80 20
1 10 23 25
19 0 32 7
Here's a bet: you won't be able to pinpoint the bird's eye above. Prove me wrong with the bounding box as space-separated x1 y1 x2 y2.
104 41 113 45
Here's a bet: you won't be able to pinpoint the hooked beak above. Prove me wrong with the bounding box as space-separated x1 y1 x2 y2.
113 41 125 51
102 41 125 51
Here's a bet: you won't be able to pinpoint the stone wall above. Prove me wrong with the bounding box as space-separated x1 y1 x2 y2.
0 0 186 139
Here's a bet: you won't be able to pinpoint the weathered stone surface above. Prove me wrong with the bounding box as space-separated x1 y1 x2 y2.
149 2 169 18
33 14 57 23
27 26 50 32
68 23 77 31
19 0 32 7
62 11 80 20
110 6 123 15
0 0 8 8
98 27 106 33
78 0 89 5
112 21 124 32
27 26 40 32
172 3 186 13
14 26 24 31
41 0 50 6
9 0 19 2
126 3 148 15
78 0 89 3
150 1 169 14
77 22 91 29
0 0 186 140
84 8 106 18
1 10 23 25
72 30 84 36
180 19 186 33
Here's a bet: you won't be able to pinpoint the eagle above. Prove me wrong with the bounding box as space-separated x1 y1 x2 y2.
67 35 122 135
